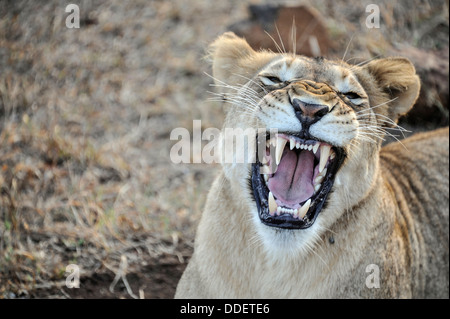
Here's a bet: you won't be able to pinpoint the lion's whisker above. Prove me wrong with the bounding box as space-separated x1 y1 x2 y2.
264 29 286 56
356 97 399 114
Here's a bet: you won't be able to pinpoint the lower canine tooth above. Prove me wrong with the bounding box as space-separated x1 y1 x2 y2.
268 192 277 215
298 199 311 219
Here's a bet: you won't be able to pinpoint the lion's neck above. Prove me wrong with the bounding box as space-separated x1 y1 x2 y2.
197 172 392 298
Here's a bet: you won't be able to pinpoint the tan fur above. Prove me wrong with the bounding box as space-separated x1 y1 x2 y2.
175 33 449 298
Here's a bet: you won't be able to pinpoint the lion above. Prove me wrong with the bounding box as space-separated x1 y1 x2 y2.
175 32 449 298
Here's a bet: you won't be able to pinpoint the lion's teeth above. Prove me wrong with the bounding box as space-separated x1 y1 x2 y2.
261 154 268 164
260 165 271 175
330 151 336 159
314 175 324 185
268 192 277 215
319 144 331 173
276 206 282 215
296 142 300 149
298 199 311 219
314 183 321 193
313 143 320 154
277 206 298 216
290 138 295 150
270 137 277 147
263 174 269 183
315 168 327 183
275 137 287 165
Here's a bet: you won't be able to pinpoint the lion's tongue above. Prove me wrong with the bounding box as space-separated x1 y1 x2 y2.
268 149 314 207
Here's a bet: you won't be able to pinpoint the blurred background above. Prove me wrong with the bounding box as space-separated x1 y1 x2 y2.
0 0 448 298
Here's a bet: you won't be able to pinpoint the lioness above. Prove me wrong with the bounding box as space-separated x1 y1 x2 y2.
175 32 449 298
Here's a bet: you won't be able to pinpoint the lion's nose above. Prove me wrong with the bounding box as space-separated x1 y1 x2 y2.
291 98 329 126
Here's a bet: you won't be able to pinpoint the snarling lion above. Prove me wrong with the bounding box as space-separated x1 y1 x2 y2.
175 32 449 298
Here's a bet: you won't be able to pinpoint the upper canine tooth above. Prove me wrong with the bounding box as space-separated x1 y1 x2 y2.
319 144 331 172
275 138 288 165
298 199 311 219
313 143 320 154
261 155 268 164
268 192 277 215
260 165 271 175
290 138 295 150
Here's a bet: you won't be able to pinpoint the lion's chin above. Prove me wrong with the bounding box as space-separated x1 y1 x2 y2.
251 133 345 230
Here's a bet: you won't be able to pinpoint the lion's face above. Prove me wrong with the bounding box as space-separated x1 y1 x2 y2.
210 33 420 255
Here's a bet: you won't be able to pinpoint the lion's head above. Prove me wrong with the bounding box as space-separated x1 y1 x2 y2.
209 32 420 255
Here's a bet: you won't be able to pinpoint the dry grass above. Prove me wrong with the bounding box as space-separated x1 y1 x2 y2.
0 0 448 298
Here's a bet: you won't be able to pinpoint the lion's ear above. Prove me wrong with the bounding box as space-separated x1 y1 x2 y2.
363 57 420 122
208 32 274 90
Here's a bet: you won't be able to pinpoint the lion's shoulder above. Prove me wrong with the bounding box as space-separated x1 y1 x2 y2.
380 127 449 170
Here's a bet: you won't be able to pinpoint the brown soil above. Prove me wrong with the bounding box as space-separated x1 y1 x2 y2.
30 239 191 299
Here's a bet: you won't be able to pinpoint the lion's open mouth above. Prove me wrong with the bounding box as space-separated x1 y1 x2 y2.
251 133 345 229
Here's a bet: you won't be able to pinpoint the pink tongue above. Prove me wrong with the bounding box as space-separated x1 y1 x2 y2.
267 149 314 207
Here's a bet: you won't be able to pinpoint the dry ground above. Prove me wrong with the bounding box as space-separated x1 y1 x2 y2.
0 0 448 298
